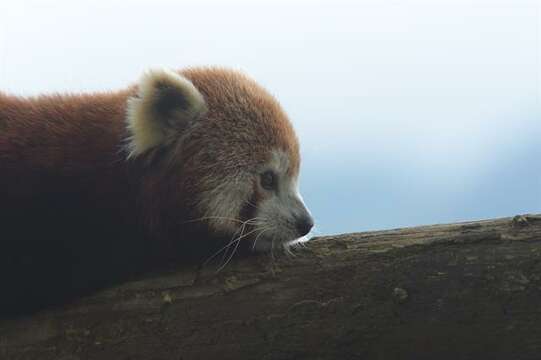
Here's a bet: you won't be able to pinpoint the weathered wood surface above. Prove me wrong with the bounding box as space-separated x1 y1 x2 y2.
1 214 541 360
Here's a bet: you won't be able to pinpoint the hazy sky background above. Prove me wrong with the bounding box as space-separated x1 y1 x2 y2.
1 0 539 235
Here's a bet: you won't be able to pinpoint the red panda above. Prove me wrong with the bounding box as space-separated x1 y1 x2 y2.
0 67 313 315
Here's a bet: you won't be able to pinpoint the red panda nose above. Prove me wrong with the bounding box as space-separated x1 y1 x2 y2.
296 215 314 236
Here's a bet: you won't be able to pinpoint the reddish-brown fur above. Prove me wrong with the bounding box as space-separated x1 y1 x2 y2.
0 90 129 195
0 68 299 224
0 68 300 316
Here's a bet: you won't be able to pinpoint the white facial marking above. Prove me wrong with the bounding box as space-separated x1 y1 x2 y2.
198 172 251 234
196 148 312 254
252 149 313 252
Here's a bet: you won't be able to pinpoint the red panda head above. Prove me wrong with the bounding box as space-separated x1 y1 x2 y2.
126 67 313 252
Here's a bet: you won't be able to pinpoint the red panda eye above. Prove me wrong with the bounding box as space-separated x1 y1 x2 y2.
260 170 277 191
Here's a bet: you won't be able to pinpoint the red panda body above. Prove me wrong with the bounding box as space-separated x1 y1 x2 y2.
0 68 313 317
1 91 145 316
0 91 131 208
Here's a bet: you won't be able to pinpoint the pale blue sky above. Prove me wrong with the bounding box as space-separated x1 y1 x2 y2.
1 0 539 235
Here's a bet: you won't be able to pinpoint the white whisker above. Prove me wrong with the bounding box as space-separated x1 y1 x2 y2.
218 224 244 265
182 215 264 225
252 227 273 251
283 242 297 257
217 233 243 272
203 217 260 266
216 221 264 272
270 235 277 263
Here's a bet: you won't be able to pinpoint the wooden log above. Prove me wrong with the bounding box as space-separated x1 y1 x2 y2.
1 214 540 360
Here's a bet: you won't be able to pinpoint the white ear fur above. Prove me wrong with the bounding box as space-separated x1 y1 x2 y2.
125 69 207 158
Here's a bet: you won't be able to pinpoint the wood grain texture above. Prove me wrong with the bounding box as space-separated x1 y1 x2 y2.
1 214 540 360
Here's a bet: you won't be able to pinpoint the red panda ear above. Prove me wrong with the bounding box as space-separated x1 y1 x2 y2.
125 69 207 158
